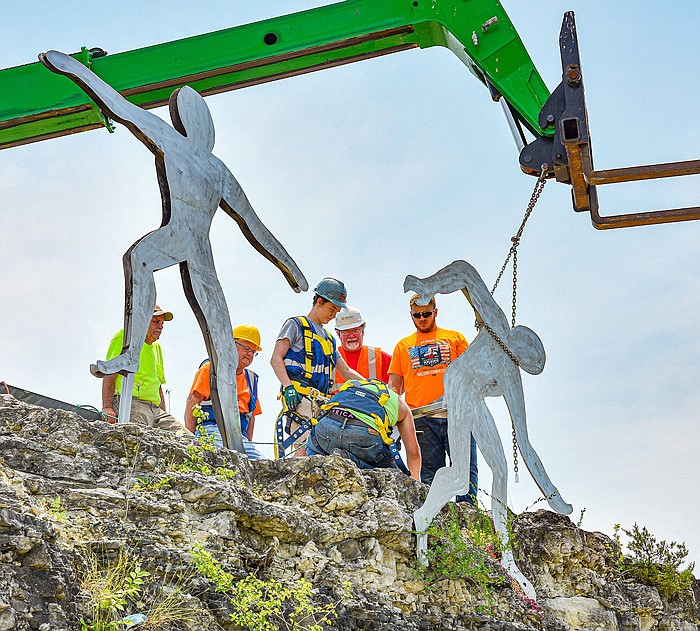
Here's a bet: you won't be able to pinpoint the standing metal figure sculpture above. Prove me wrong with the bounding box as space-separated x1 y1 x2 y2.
410 260 572 600
40 50 308 452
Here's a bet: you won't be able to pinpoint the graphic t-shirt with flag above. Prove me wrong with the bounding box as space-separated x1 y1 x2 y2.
389 327 469 409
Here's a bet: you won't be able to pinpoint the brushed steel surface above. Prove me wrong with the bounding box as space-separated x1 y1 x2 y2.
41 50 308 451
410 260 572 601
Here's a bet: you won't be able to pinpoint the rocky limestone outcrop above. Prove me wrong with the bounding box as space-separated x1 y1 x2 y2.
0 394 697 630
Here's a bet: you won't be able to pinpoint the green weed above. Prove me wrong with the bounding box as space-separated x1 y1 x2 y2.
78 547 149 630
77 545 202 630
168 423 236 480
47 496 68 523
416 503 506 611
131 476 175 493
192 543 341 630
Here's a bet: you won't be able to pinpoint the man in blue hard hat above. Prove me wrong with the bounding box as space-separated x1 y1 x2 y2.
271 277 364 456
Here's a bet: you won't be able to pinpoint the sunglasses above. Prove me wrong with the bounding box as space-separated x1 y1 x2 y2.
411 310 434 319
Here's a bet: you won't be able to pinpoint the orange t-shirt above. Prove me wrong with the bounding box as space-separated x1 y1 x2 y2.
189 362 262 417
388 327 469 409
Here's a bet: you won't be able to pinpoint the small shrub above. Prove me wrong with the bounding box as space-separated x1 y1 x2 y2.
47 496 68 522
131 476 175 493
416 503 506 610
613 523 695 599
78 547 149 630
168 424 236 480
192 544 341 630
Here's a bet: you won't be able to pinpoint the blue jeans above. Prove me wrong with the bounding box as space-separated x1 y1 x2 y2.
196 421 264 459
414 416 478 504
306 415 397 470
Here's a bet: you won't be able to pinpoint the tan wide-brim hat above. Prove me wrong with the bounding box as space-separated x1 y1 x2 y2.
153 305 174 321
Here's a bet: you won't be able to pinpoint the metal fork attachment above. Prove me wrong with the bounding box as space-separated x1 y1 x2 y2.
519 12 700 230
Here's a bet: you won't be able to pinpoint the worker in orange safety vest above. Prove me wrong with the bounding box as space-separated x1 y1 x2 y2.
333 307 392 391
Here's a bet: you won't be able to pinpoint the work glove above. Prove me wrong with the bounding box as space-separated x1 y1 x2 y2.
283 385 301 411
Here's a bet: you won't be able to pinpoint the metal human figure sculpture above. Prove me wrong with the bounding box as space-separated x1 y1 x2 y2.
410 260 572 600
40 50 308 452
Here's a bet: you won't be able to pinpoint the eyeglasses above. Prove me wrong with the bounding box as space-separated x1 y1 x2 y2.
235 341 258 357
411 311 434 319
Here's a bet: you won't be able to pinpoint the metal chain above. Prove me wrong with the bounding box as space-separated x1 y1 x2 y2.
481 165 548 482
481 323 520 367
491 165 548 328
511 248 518 329
512 427 519 483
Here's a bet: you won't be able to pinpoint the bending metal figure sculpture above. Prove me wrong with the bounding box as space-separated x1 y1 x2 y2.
410 260 572 600
40 50 308 453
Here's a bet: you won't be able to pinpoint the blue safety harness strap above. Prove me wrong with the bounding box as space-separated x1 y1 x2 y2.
275 410 312 456
388 442 410 475
197 360 258 436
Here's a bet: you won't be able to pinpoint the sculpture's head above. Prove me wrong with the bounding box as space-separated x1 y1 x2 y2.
169 86 215 154
509 325 546 375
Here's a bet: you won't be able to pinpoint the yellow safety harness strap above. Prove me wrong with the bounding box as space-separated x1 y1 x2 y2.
297 316 336 390
299 316 315 383
320 378 394 445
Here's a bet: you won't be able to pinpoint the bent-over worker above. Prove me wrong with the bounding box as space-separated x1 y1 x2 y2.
306 379 421 480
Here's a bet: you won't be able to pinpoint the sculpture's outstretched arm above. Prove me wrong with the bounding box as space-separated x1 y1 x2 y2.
39 50 171 151
404 260 509 334
220 172 308 293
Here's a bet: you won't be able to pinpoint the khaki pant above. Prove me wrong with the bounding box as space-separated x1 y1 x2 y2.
113 395 184 432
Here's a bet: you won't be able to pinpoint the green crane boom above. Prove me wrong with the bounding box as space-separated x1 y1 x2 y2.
2 0 699 228
0 0 552 150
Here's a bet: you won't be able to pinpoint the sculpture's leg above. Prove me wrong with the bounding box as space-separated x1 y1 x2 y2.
474 417 537 601
91 230 180 377
180 250 244 453
414 463 471 565
415 377 477 563
415 531 428 565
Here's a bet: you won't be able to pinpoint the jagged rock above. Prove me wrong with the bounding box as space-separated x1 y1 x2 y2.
0 394 697 630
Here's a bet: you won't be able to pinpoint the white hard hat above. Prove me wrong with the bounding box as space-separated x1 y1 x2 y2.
335 306 365 331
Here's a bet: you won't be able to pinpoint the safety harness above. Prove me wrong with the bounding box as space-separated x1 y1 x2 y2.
319 379 410 475
275 317 336 457
274 386 329 458
283 316 336 394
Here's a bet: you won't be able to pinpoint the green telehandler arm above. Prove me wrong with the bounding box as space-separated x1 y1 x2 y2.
1 0 698 228
0 0 550 150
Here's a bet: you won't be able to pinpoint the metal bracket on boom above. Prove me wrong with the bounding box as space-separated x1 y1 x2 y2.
519 12 700 230
78 47 116 134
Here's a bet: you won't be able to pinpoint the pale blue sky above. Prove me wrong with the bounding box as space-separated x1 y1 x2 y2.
2 2 699 567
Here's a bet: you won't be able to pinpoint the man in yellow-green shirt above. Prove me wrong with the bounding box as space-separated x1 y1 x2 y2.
100 306 185 432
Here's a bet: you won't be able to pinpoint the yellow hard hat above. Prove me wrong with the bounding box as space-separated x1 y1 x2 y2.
233 324 262 351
